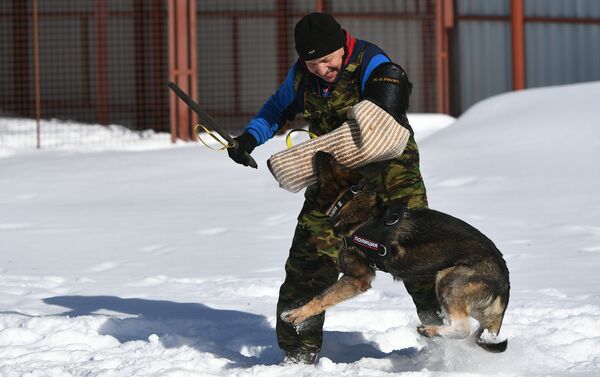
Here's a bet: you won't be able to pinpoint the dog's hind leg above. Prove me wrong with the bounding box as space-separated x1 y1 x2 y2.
473 295 509 352
417 267 474 339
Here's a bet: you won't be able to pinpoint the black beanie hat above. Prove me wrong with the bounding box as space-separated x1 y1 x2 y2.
294 13 345 61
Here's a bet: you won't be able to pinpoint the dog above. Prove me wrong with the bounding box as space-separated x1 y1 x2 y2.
281 151 510 352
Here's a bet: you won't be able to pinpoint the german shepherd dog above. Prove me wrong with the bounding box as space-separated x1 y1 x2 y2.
281 152 510 352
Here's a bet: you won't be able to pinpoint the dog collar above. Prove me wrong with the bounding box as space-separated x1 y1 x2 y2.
325 182 365 220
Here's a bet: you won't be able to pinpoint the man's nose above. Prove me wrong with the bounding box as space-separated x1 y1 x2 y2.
317 64 328 76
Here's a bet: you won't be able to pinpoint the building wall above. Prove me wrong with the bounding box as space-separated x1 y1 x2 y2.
453 0 600 113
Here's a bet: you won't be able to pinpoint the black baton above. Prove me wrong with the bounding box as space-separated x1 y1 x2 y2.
168 82 258 169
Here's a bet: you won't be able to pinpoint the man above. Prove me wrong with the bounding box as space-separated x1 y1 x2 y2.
228 13 442 364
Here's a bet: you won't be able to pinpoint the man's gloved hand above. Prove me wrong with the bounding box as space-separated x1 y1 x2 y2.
227 132 257 167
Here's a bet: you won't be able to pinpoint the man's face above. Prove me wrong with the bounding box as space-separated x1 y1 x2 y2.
305 48 344 83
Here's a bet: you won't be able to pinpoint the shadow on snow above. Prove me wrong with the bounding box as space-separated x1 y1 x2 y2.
43 295 421 368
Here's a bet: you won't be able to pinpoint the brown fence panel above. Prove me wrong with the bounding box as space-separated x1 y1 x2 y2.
0 0 169 149
195 0 439 135
0 0 438 149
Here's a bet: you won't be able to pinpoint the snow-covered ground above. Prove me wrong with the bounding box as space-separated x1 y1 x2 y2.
0 81 599 376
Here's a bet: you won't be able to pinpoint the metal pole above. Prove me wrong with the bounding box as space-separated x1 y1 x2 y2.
168 0 197 142
33 0 41 148
168 0 176 142
435 0 453 114
276 0 290 83
315 0 328 13
511 0 525 90
95 0 109 125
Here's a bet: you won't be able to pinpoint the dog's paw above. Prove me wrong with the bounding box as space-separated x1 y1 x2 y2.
417 325 440 338
281 308 309 325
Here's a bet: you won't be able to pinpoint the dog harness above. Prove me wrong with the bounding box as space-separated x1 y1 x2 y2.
326 186 405 272
344 205 405 272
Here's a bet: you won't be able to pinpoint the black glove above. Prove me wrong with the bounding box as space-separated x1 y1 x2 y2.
227 132 257 167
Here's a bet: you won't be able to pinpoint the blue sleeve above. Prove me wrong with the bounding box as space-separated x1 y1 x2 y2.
361 53 391 93
244 64 301 145
360 44 391 94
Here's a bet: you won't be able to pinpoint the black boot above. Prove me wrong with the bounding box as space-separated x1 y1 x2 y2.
281 350 319 365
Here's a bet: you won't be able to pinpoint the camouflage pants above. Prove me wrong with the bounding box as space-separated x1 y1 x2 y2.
275 138 443 354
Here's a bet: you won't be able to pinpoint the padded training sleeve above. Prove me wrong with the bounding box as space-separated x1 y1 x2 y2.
363 62 413 129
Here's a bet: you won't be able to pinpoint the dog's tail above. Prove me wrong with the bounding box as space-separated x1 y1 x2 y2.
475 295 508 353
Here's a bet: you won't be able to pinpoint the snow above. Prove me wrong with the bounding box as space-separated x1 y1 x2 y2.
1 81 599 376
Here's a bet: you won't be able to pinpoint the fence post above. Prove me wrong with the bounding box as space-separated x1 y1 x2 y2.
511 0 525 90
168 0 198 142
276 0 290 84
435 0 453 114
95 0 109 125
315 0 328 13
33 0 41 148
